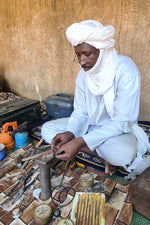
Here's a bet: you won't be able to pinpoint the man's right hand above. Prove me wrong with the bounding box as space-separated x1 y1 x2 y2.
51 131 74 150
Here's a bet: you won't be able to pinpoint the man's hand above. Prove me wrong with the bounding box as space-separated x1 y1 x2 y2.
54 137 86 161
51 131 74 150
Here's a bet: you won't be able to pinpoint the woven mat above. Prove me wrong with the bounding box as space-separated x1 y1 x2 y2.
131 211 150 225
30 120 150 177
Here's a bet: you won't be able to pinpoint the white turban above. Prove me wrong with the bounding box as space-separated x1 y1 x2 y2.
66 20 115 49
66 20 118 117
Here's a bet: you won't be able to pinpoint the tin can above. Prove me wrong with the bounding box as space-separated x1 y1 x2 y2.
0 143 6 161
79 173 94 188
57 218 74 225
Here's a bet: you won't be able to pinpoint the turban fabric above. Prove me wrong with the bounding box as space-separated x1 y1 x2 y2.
66 20 115 49
66 20 118 117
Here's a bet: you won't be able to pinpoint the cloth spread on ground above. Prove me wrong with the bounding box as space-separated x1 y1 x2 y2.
30 119 150 177
0 140 149 224
0 150 134 225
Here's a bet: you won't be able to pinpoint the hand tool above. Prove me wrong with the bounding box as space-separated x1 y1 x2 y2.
70 161 86 170
2 171 37 206
59 160 70 186
20 149 36 170
20 138 44 169
6 167 36 197
20 139 59 201
0 139 44 178
21 149 52 162
25 145 51 152
51 184 75 218
12 174 37 204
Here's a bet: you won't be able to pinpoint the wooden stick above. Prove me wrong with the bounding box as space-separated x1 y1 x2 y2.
76 194 82 225
99 193 105 225
92 196 96 225
96 194 99 225
89 196 92 225
36 138 44 147
21 138 51 162
86 195 90 225
80 195 85 225
0 139 45 177
82 194 88 225
21 150 52 162
75 195 79 220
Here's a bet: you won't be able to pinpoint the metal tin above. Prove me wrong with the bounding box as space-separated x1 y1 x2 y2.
79 173 94 188
0 143 6 161
34 204 52 225
15 131 29 149
57 218 74 225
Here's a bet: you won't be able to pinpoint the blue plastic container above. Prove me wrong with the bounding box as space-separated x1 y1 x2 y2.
0 143 6 161
45 93 74 118
15 132 29 149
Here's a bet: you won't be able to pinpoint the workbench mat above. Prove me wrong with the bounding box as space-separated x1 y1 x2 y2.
0 145 133 225
31 120 150 178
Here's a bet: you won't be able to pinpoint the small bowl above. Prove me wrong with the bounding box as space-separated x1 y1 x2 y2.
0 143 6 161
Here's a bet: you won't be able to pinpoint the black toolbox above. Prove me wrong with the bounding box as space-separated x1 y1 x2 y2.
0 98 41 127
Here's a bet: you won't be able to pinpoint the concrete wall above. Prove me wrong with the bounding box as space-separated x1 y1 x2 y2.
0 0 149 120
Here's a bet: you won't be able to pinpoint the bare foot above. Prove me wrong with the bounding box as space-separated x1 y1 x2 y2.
104 161 117 176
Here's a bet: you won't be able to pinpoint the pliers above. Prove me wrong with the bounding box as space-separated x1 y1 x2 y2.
12 175 37 204
6 168 35 197
70 161 86 170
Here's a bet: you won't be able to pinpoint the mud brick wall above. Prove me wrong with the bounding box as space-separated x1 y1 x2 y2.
0 0 150 121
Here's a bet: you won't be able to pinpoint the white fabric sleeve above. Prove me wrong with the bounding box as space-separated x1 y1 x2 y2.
66 72 89 137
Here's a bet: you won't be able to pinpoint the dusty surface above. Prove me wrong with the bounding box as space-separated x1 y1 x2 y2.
0 0 149 121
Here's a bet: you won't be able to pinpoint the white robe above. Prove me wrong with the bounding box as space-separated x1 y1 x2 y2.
41 54 150 179
67 55 140 147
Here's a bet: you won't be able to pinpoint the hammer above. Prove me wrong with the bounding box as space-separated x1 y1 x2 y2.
0 138 44 179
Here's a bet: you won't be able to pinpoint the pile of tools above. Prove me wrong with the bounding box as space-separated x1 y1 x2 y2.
1 139 60 210
2 167 38 207
0 92 20 104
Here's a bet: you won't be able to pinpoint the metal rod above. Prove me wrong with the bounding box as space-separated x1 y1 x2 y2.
39 164 51 200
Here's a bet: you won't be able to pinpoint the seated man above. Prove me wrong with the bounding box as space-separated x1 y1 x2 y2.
41 20 150 176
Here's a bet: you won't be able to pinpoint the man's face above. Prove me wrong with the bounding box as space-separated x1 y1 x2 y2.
74 43 99 71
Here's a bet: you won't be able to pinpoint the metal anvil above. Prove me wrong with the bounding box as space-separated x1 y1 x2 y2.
35 154 53 201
